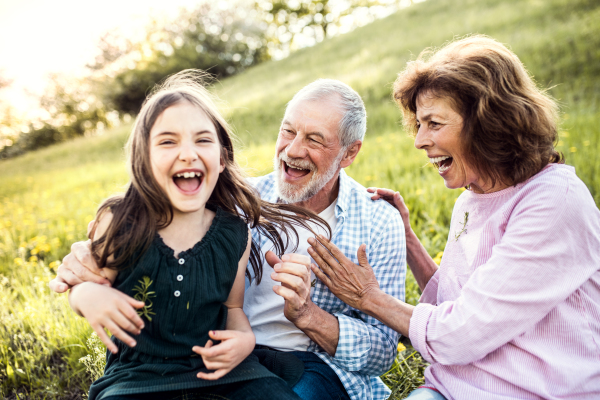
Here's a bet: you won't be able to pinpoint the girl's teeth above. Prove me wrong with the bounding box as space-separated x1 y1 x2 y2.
175 172 202 178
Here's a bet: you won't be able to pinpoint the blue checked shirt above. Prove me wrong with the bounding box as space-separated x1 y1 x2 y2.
250 169 406 400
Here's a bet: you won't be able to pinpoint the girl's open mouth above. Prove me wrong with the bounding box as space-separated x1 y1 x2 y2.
173 171 203 192
430 156 453 173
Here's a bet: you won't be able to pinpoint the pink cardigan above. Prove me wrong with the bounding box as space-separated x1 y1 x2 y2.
409 164 600 400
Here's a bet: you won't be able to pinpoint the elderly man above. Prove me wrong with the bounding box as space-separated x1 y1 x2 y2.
50 79 406 400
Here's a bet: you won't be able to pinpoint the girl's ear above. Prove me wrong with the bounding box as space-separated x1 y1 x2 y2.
219 147 227 173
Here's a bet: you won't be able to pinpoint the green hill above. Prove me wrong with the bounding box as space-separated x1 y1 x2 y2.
1 0 599 397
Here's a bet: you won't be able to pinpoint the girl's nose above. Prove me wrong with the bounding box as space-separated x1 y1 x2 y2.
178 143 198 162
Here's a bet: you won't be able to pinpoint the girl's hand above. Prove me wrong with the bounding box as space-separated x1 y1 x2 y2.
367 187 412 234
69 282 146 353
192 329 255 380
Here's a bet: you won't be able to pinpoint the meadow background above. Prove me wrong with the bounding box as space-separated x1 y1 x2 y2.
1 0 599 398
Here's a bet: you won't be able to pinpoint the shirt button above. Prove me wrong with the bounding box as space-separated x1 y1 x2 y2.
177 275 183 282
174 290 181 297
178 258 185 265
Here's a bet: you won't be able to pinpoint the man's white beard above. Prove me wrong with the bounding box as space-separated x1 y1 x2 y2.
274 151 343 204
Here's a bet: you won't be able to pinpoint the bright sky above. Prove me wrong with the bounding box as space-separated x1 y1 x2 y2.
0 0 203 117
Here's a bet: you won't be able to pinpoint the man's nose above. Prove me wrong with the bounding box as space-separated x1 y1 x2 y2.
285 135 306 159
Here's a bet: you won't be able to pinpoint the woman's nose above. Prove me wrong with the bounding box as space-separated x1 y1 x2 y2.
414 126 432 150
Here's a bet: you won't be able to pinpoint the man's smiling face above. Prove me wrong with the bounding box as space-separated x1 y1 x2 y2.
274 97 345 204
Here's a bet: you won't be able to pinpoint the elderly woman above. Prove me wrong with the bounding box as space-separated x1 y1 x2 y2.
307 36 600 400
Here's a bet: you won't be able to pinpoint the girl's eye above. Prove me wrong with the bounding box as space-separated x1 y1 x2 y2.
430 121 441 128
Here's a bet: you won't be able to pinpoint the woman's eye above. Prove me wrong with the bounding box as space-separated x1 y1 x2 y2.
430 121 441 128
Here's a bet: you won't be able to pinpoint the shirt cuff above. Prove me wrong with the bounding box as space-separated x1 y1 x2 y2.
409 302 436 364
332 313 371 371
419 270 440 305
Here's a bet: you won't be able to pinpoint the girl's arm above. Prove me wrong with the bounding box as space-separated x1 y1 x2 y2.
192 230 255 380
68 212 145 353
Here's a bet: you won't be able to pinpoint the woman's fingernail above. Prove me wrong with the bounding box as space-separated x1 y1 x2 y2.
307 237 314 244
130 341 136 347
281 254 289 261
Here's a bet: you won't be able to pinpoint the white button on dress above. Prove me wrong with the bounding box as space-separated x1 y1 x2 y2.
174 290 181 297
178 259 185 265
177 275 183 282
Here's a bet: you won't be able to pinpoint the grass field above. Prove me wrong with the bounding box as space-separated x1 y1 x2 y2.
1 0 599 398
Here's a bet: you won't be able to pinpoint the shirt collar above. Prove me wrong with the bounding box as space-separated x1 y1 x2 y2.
335 169 351 217
271 169 351 216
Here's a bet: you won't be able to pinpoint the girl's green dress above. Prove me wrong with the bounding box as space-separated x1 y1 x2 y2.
89 207 277 400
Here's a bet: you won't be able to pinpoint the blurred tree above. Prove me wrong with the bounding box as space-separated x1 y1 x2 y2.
0 74 115 159
253 0 405 58
0 73 18 153
90 2 269 115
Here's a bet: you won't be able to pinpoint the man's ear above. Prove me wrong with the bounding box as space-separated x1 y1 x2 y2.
340 140 362 168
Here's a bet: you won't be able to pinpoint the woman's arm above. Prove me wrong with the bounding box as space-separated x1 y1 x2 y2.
308 236 414 336
367 188 438 290
193 230 255 380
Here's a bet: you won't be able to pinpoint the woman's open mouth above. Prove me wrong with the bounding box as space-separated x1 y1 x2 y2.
283 161 311 179
173 171 203 193
430 156 453 174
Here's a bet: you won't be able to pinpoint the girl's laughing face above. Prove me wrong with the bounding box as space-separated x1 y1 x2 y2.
149 101 224 215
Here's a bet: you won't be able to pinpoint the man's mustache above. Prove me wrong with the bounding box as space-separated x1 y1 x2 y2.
277 152 316 172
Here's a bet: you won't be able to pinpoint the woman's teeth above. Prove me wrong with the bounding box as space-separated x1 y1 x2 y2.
429 156 451 172
438 163 451 173
429 156 450 164
175 172 202 178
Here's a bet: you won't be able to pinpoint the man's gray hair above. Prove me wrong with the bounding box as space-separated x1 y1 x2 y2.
285 79 367 148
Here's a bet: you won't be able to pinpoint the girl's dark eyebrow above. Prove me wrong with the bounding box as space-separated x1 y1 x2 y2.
153 129 215 138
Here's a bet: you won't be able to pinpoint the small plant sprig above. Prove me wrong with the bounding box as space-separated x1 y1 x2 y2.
132 276 156 321
454 211 469 241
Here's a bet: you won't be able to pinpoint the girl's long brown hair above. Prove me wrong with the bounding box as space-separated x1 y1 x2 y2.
91 70 330 284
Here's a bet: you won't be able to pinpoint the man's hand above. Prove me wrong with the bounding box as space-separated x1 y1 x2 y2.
266 250 315 329
70 282 146 354
192 329 255 380
48 239 111 293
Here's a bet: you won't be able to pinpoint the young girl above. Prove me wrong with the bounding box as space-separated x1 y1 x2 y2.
68 70 327 400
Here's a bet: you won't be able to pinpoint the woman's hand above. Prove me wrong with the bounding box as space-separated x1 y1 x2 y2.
69 282 145 353
367 187 412 235
192 329 255 380
307 235 380 310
